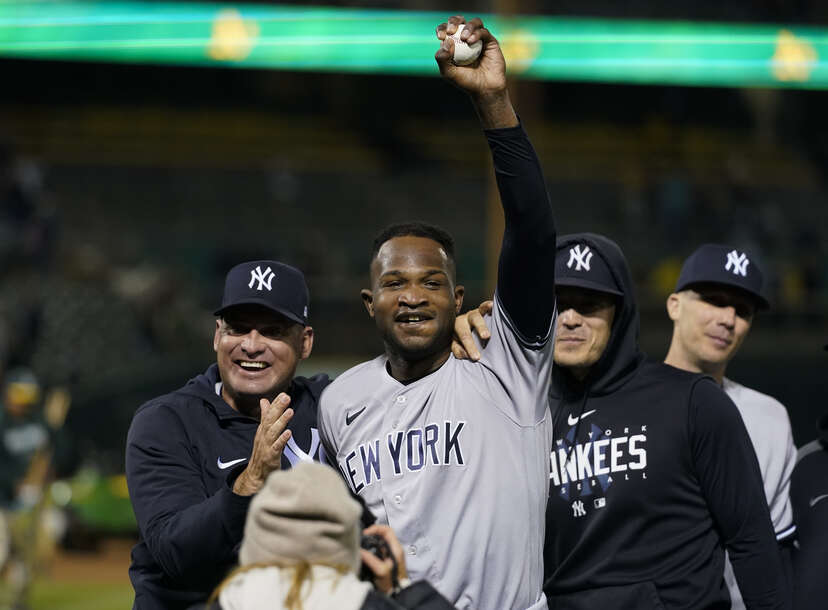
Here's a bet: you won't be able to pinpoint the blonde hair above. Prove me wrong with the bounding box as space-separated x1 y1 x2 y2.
208 560 351 610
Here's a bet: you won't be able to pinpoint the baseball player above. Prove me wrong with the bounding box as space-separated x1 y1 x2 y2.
790 343 828 609
126 258 487 610
318 16 556 610
664 244 797 608
126 260 327 610
451 235 789 608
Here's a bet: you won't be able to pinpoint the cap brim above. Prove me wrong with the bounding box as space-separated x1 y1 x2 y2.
675 280 770 311
555 276 623 297
214 299 306 325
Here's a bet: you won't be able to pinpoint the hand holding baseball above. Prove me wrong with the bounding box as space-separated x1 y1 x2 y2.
232 393 293 496
435 16 516 129
435 16 507 97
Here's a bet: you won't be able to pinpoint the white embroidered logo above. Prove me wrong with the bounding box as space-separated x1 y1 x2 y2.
567 245 593 272
249 265 275 291
725 250 749 277
284 428 321 466
572 500 586 517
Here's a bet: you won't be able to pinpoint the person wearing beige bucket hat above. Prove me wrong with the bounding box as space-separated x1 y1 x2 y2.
208 462 453 610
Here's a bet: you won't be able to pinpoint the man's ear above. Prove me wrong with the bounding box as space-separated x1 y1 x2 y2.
300 326 314 359
454 285 465 314
213 319 221 352
361 289 375 318
666 293 681 322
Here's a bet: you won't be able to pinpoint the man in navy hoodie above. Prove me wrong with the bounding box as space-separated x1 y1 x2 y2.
125 260 330 610
542 233 789 609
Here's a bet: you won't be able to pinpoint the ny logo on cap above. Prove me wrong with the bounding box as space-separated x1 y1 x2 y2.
725 250 749 277
567 245 593 272
249 265 275 291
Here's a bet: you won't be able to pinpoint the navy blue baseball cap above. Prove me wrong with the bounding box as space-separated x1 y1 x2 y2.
214 260 309 325
674 244 770 310
555 237 623 297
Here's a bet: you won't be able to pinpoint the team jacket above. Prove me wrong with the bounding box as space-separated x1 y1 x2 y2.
790 413 828 609
125 363 329 610
543 234 789 610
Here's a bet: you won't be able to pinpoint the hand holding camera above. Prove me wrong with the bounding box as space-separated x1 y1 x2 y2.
359 524 409 595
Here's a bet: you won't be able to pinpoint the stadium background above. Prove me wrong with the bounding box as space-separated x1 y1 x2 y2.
0 0 826 607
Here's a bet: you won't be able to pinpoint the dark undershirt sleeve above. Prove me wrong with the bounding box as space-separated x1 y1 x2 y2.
484 123 556 344
689 379 791 609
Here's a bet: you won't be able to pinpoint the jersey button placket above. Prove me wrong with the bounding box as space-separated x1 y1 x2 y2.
382 392 407 530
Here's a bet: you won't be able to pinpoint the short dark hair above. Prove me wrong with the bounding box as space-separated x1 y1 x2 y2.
370 222 456 266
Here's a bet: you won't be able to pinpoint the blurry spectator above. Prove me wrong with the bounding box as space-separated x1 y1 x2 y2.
789 345 828 610
0 367 72 605
0 151 58 271
0 368 50 507
208 462 453 610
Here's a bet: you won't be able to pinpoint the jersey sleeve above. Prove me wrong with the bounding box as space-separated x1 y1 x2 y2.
688 379 791 609
317 383 344 471
768 411 797 542
125 402 251 586
485 122 556 344
474 294 555 427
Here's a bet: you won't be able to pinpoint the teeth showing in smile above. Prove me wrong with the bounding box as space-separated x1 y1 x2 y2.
399 315 426 322
239 361 267 370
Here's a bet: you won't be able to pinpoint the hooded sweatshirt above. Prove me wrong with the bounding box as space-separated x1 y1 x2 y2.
125 363 329 610
543 233 789 609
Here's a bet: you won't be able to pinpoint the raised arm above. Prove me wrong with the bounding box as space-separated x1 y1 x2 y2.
436 16 556 343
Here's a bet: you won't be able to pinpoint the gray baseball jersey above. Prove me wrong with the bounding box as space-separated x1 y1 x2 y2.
318 295 554 610
721 377 797 609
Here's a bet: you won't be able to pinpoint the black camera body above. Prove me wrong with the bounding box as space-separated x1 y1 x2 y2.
361 534 392 560
358 534 398 587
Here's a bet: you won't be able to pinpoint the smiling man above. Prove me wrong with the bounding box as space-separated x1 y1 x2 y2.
542 233 789 609
318 16 556 610
125 260 326 610
664 244 797 609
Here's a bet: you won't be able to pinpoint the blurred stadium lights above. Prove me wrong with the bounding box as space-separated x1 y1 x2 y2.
0 1 826 88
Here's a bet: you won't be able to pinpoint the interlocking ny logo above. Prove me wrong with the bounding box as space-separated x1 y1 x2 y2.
567 245 593 272
249 265 275 291
725 250 749 277
572 500 586 517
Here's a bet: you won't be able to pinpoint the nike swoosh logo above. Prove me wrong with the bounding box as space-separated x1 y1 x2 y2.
346 406 367 426
567 409 597 427
810 494 828 508
217 457 247 470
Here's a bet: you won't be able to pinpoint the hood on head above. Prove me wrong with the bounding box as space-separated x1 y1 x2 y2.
552 233 644 397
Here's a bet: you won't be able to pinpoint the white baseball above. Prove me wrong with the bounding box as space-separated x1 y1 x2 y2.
450 24 483 66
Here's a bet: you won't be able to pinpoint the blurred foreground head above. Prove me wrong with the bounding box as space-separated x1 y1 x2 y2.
240 462 362 572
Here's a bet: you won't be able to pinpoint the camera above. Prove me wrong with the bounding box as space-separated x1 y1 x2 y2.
358 534 398 586
361 534 392 560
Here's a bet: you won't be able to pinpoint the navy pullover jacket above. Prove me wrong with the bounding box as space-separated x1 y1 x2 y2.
544 234 790 609
126 363 329 610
